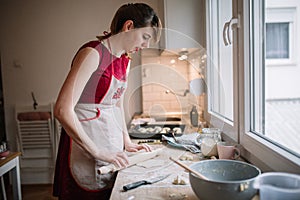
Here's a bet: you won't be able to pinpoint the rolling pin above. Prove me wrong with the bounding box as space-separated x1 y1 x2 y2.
97 148 163 174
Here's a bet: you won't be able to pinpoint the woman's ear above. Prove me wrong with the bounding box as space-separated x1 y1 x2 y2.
122 20 134 31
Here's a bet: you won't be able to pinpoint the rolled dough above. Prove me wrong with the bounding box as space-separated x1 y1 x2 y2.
97 148 163 174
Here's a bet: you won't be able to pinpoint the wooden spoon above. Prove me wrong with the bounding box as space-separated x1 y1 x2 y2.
169 157 209 181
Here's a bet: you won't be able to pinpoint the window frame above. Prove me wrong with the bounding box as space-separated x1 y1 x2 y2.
205 0 300 173
205 0 239 142
240 0 300 173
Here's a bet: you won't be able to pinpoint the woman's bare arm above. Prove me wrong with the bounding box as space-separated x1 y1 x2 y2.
55 47 100 156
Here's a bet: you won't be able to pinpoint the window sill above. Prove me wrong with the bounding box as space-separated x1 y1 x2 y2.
240 131 300 173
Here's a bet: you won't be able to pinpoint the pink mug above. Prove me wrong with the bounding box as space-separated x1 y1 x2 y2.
217 142 240 160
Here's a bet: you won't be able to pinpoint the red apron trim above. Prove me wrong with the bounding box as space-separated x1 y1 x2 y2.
112 73 127 82
78 108 101 122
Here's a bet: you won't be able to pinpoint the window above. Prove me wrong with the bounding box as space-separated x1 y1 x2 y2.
207 0 233 121
206 0 300 173
265 6 296 66
248 0 300 168
266 22 289 59
206 0 238 141
244 0 300 172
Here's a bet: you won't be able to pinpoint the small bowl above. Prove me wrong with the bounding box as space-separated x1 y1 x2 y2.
189 160 261 200
0 150 10 157
253 172 300 200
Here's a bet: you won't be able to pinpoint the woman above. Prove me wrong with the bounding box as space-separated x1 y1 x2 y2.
53 3 161 199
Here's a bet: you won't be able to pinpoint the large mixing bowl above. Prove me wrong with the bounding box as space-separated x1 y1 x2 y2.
189 160 261 200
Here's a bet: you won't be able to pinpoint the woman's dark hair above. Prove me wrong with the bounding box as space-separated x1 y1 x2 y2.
97 3 161 42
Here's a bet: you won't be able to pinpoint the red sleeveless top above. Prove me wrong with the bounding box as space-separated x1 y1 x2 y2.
76 40 130 104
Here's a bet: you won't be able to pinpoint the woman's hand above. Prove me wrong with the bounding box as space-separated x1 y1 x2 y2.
125 142 152 152
97 151 129 169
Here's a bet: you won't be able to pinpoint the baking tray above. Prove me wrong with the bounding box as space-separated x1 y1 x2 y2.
128 124 185 139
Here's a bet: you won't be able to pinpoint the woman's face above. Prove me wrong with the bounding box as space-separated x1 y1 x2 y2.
124 27 155 53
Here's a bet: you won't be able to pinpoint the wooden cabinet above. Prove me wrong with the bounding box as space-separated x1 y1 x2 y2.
157 0 206 51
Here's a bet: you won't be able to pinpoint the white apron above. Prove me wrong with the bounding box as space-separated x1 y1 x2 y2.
70 72 127 190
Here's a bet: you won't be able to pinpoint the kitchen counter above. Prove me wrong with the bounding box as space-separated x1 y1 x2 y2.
110 141 260 200
116 113 260 199
110 143 200 200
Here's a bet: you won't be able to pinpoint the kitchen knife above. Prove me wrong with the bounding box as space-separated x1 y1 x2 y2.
123 174 170 191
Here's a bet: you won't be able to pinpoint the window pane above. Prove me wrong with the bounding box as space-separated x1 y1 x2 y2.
207 0 233 121
266 23 289 59
251 0 300 157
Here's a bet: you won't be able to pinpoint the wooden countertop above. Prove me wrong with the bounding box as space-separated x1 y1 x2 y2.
110 143 200 200
110 141 260 200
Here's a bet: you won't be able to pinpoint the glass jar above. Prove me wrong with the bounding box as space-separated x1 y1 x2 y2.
195 128 222 146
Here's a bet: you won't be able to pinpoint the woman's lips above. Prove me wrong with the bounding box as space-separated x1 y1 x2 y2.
129 47 140 53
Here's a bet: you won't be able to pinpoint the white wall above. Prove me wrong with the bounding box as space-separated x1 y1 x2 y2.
0 0 158 150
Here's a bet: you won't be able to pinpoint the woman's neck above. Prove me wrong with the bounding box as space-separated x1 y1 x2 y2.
103 36 125 58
